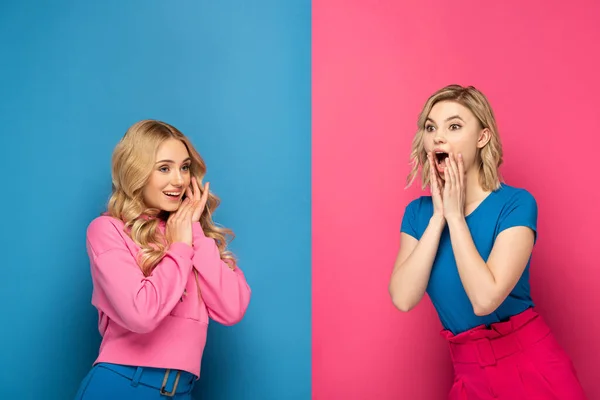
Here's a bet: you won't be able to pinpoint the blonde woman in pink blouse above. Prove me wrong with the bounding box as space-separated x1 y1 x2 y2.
74 120 251 399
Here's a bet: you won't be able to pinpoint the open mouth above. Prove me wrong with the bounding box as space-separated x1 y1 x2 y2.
434 152 448 165
163 191 182 201
432 151 449 177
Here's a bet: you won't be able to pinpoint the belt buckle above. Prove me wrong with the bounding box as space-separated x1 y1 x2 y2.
476 338 496 367
160 369 181 397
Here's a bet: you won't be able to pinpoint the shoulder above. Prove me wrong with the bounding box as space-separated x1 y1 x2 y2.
86 216 128 255
402 195 432 221
405 195 432 210
87 215 125 236
496 183 537 209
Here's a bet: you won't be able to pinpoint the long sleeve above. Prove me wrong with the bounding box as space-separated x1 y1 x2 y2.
191 223 251 325
87 217 195 334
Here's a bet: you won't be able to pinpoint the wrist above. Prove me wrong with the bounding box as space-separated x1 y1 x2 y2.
192 221 206 238
429 213 446 229
445 214 465 226
170 240 194 254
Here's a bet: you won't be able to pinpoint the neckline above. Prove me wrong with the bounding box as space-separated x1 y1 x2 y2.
464 183 503 219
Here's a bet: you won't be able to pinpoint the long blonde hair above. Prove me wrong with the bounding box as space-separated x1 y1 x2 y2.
406 84 504 192
107 119 236 276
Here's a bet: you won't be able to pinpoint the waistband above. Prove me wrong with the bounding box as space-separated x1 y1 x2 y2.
441 308 551 367
96 363 196 397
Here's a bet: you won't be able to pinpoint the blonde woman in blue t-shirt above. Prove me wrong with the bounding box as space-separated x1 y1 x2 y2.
389 84 586 399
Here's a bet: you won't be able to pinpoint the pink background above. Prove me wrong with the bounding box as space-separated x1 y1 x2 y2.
312 1 600 399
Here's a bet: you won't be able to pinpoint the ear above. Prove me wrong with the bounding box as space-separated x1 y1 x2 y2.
476 128 491 149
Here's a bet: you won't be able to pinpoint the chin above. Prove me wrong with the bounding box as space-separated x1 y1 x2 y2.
160 202 181 213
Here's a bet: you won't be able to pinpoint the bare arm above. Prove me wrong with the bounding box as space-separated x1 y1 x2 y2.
443 154 536 316
389 214 445 311
447 218 535 316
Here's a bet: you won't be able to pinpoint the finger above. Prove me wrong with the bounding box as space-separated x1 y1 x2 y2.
457 153 465 188
427 153 435 185
177 198 191 220
449 154 458 186
430 168 438 194
443 164 449 191
193 177 202 201
184 201 195 220
179 199 193 221
200 182 210 208
185 185 193 201
447 154 456 186
450 153 459 178
428 153 440 191
445 158 453 188
189 199 199 218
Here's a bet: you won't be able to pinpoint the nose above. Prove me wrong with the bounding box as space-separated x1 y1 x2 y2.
433 129 446 144
171 171 184 187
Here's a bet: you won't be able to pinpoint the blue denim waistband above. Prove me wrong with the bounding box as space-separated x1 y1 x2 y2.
96 363 196 396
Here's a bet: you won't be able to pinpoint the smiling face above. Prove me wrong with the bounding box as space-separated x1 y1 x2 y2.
142 138 192 212
423 100 491 179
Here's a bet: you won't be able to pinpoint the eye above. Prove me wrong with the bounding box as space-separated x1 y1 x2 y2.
449 123 461 130
159 166 169 173
182 164 191 172
425 125 435 132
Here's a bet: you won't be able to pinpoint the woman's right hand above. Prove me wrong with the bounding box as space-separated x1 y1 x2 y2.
427 152 444 219
166 198 195 247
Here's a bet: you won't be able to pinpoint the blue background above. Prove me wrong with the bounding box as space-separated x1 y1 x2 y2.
0 1 311 399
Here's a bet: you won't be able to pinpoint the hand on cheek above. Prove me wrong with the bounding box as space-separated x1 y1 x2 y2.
442 153 466 221
185 177 210 223
427 152 444 218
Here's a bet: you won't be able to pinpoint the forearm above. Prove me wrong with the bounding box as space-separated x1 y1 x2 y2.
446 216 497 314
390 215 445 311
93 242 195 333
192 224 251 325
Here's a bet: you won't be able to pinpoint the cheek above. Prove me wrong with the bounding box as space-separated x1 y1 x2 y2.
143 175 166 198
181 176 191 192
140 186 157 208
461 152 479 170
449 138 476 157
422 135 434 151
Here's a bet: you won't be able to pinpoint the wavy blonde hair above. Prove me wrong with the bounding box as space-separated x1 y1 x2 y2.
406 84 504 192
107 119 236 276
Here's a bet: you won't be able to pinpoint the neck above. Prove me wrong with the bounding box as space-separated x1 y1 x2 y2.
464 166 489 205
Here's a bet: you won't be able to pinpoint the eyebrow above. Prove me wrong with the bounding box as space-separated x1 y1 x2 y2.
425 115 465 124
155 157 191 164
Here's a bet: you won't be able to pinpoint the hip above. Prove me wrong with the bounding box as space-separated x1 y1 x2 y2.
441 307 586 399
74 363 196 400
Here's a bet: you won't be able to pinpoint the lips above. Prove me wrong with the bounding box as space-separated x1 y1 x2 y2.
163 191 182 201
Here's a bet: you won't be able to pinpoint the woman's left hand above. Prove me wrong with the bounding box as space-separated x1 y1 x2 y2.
443 153 466 221
186 177 210 223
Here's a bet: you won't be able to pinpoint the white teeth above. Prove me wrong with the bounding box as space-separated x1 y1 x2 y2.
164 192 181 196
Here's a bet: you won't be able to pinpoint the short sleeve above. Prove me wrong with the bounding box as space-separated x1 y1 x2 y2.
400 198 420 239
498 190 538 244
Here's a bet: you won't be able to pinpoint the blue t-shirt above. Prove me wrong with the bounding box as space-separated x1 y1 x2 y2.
400 183 538 335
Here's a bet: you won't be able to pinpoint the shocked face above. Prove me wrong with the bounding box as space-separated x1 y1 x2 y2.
423 100 489 179
142 138 192 212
